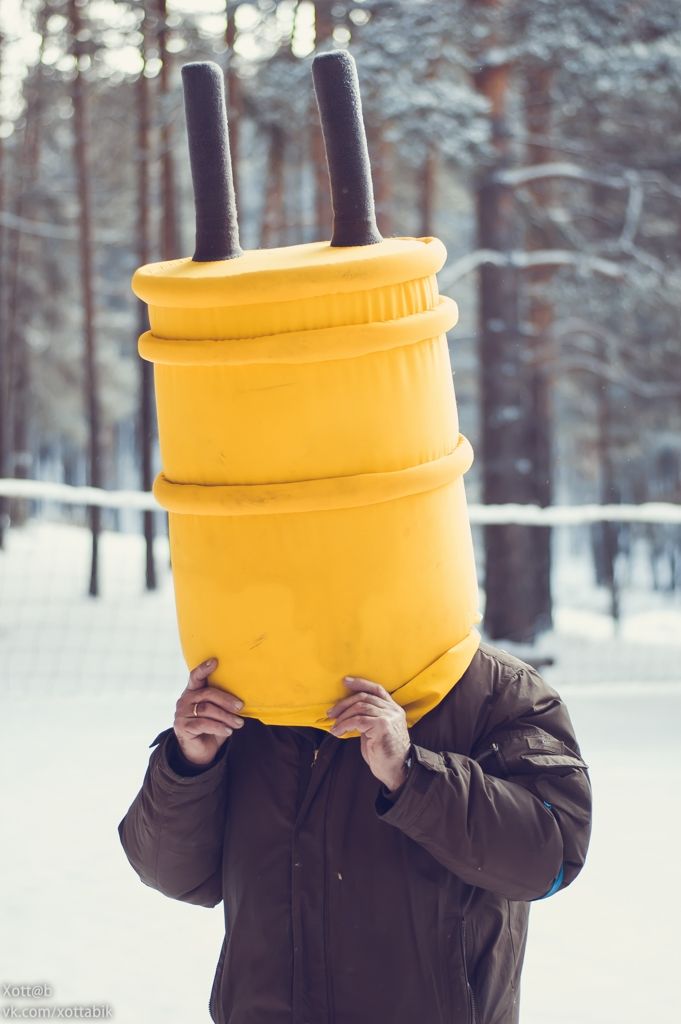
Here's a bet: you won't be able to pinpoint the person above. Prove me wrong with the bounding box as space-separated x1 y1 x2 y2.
118 642 591 1024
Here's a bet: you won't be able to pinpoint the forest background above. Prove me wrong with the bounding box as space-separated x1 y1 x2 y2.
1 0 680 646
2 8 680 1020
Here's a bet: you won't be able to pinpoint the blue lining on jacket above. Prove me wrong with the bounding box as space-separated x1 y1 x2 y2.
537 862 565 899
534 800 564 899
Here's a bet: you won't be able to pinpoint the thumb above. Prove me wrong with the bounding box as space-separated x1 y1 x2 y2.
187 657 217 691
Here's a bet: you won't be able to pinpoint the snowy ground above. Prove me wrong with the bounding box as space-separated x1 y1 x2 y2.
1 521 680 1023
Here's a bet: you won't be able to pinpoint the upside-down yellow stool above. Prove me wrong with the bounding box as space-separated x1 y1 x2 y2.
132 54 481 734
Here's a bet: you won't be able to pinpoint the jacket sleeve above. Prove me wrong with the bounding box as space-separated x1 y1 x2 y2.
375 664 592 902
117 727 230 908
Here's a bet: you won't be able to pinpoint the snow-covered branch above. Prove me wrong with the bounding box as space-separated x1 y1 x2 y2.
0 209 79 240
556 354 681 400
514 148 681 203
0 208 123 243
441 248 631 286
493 162 629 190
620 174 644 247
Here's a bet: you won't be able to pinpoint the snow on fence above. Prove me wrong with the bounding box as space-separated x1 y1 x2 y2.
1 477 680 524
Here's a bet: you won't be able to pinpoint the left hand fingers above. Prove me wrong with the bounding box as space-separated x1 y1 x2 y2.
330 710 383 736
327 690 386 719
327 676 393 717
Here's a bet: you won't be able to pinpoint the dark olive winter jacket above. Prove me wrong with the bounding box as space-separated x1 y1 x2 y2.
117 641 592 1024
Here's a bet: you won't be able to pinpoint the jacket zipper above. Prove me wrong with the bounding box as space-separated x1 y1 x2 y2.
323 752 339 1023
208 936 228 1023
459 918 477 1024
290 732 324 1021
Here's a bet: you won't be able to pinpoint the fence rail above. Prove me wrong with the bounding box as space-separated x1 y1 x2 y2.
1 478 680 525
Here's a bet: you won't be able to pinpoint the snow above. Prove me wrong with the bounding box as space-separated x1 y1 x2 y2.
522 689 680 1024
1 520 680 1023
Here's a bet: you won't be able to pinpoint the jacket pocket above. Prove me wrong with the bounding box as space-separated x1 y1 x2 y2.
208 935 228 1023
488 727 589 779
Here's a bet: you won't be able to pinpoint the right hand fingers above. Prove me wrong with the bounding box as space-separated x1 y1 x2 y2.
177 698 245 731
187 658 220 691
179 658 245 730
181 716 237 739
183 659 244 712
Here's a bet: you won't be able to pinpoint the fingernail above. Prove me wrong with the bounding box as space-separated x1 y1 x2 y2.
343 676 354 682
326 708 335 716
233 700 243 710
204 658 216 667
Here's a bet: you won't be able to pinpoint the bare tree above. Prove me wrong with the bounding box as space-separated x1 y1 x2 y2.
0 27 7 548
137 7 156 590
471 0 542 642
311 1 334 238
370 114 393 237
418 56 441 239
68 0 102 597
521 63 555 635
260 124 286 247
157 0 180 259
225 1 241 203
4 20 48 529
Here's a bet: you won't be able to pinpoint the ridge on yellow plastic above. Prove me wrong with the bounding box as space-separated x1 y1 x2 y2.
153 435 473 516
134 235 482 733
132 236 447 310
137 296 458 365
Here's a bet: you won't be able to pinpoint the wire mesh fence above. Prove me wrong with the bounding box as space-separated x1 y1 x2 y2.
1 479 679 697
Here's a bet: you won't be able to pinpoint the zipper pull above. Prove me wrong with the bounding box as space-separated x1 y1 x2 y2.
312 746 319 767
490 740 509 777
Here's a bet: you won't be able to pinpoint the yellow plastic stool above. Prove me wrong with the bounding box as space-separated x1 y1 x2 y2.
134 235 481 733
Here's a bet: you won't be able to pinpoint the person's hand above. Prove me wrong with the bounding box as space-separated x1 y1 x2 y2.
327 676 411 791
173 658 245 766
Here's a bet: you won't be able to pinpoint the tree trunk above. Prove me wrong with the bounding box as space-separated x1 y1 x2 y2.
260 127 285 248
473 7 540 643
419 146 437 238
5 63 43 528
592 330 621 624
591 404 621 623
225 2 241 204
522 63 554 636
5 12 51 530
137 17 156 591
312 1 334 239
0 28 6 547
373 126 394 237
157 0 180 260
69 0 101 598
418 55 440 239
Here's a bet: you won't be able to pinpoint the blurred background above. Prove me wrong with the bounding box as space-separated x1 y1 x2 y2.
0 1 680 1023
